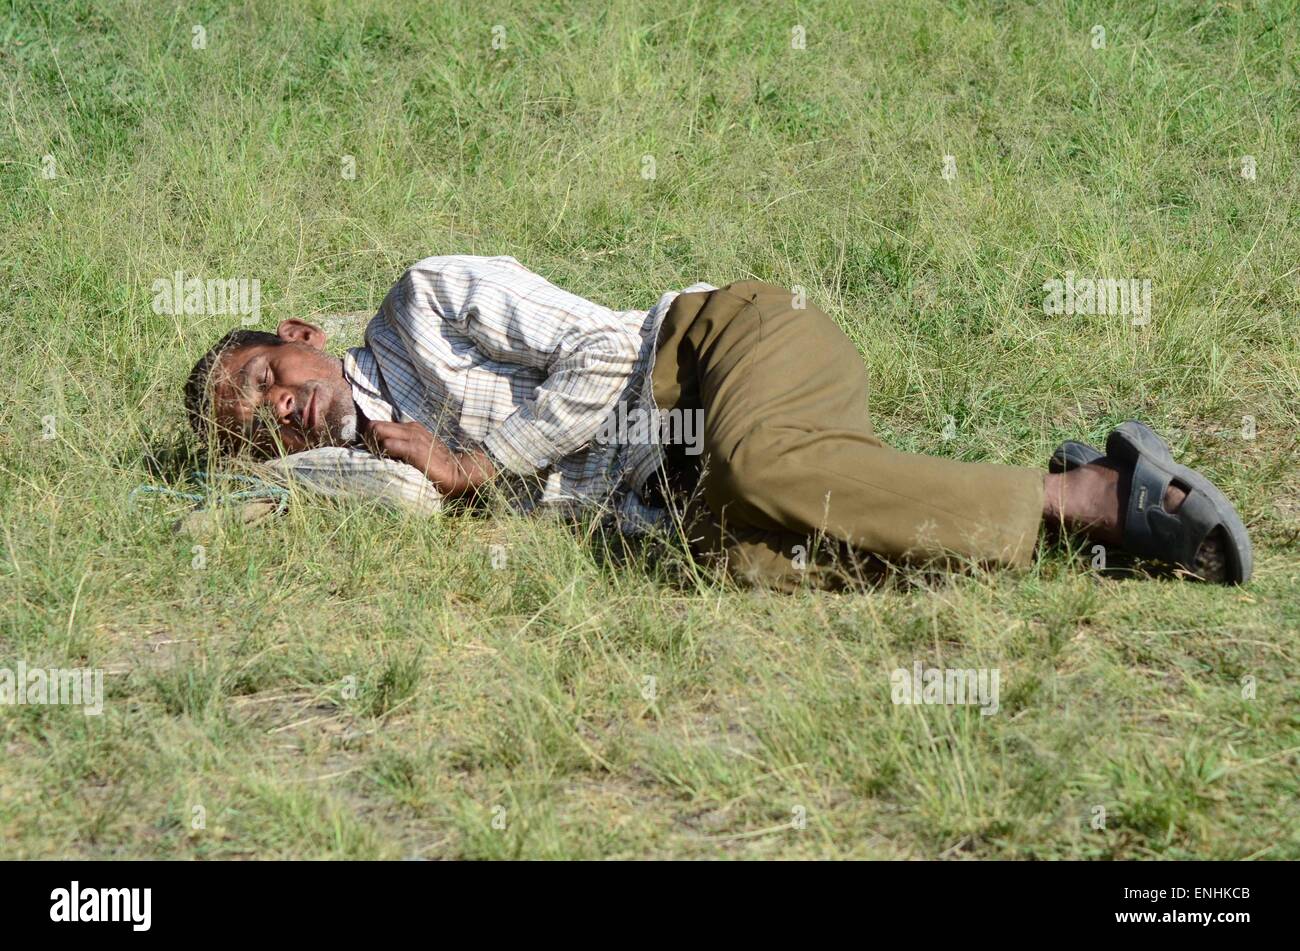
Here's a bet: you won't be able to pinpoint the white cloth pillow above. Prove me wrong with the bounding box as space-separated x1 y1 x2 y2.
262 446 442 514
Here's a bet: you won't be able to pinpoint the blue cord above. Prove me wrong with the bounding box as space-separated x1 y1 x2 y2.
129 472 290 515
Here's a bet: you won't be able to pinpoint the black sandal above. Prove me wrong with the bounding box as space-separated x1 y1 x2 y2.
1105 420 1253 584
1048 439 1103 473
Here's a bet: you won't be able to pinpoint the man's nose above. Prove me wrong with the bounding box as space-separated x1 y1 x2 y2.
273 388 295 422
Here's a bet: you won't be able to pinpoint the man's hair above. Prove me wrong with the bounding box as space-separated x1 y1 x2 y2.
183 329 282 442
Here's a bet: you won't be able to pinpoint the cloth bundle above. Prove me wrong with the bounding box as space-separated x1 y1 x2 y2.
261 446 443 515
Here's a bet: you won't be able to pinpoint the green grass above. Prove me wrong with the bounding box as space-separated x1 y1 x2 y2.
1 0 1297 859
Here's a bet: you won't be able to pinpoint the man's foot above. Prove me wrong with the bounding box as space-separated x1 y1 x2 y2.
1043 462 1228 582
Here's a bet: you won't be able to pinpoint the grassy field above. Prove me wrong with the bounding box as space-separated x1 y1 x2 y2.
1 0 1297 859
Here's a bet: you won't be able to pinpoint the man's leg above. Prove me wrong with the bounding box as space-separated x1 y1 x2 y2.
652 281 1045 585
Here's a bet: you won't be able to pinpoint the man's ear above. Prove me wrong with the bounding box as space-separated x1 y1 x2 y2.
277 319 327 350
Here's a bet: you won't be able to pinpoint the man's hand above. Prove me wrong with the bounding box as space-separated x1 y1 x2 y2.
360 419 495 497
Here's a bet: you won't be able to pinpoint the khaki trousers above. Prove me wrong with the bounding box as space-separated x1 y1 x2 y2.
649 281 1045 590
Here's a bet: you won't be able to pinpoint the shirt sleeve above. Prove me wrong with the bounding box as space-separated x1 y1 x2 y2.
385 255 642 476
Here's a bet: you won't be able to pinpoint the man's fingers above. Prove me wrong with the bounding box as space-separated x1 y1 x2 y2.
365 421 403 439
360 420 450 482
363 430 406 457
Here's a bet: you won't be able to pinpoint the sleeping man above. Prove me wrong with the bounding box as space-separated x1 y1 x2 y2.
184 254 1251 589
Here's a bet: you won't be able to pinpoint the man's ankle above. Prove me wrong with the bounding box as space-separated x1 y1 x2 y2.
1043 463 1124 545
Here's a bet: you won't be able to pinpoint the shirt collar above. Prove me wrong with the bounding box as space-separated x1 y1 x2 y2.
343 346 397 424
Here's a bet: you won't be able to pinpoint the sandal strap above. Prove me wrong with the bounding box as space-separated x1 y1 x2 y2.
1049 440 1104 473
1124 454 1216 567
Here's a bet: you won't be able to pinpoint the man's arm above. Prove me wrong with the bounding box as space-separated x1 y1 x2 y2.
361 417 495 497
381 255 642 481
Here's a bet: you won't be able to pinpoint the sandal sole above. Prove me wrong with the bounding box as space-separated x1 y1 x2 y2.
1107 420 1253 584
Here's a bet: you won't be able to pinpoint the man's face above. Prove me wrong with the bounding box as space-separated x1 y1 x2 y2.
210 320 358 455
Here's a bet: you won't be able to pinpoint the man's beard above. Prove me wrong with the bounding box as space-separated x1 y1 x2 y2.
310 379 359 447
336 411 358 444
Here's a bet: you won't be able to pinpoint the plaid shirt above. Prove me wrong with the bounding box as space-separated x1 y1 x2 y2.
342 255 713 527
